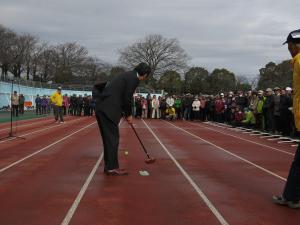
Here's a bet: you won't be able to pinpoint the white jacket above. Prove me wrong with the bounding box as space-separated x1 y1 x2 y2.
192 100 200 111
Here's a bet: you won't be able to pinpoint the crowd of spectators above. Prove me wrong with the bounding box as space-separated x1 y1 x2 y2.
133 87 295 137
7 92 95 117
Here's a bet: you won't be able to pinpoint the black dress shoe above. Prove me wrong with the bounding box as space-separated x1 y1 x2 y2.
104 169 128 176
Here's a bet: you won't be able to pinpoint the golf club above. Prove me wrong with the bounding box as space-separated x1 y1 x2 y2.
129 123 156 164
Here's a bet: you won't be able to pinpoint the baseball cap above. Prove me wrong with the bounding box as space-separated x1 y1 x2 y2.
273 87 280 91
286 87 292 91
57 86 62 90
283 29 300 45
266 88 272 92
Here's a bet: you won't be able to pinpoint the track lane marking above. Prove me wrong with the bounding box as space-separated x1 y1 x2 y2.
61 119 123 225
61 153 103 225
0 122 97 174
143 119 229 225
167 121 286 182
0 117 55 132
187 121 295 156
0 117 85 144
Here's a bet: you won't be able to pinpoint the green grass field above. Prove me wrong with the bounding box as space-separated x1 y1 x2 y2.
0 111 50 123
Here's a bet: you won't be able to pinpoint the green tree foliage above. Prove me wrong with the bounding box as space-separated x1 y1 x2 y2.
184 67 209 94
158 70 182 94
257 61 292 90
209 68 236 94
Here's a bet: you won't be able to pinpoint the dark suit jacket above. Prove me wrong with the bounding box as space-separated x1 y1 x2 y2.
93 71 139 124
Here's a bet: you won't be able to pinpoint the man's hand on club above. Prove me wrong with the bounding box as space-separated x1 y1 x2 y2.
126 115 133 124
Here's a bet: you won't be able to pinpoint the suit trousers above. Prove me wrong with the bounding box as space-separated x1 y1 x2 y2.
283 143 300 201
96 111 119 170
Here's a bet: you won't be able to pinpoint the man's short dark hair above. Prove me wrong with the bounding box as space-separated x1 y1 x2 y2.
134 62 151 76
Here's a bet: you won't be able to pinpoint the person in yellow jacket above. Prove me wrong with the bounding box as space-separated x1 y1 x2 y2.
273 29 300 208
50 86 64 123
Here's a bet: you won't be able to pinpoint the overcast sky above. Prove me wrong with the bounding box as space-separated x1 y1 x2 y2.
0 0 299 78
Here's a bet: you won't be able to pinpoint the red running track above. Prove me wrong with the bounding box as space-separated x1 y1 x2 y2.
0 118 299 225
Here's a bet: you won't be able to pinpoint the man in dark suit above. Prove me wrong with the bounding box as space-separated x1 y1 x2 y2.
93 62 151 176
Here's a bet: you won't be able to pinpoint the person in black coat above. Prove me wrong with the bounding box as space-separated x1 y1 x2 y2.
93 63 151 175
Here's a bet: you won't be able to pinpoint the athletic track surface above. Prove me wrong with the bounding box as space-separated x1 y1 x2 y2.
0 116 299 225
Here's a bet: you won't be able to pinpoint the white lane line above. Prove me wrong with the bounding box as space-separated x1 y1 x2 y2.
61 153 103 225
61 118 123 225
0 117 54 132
169 122 286 182
142 120 229 225
0 117 84 144
0 124 61 144
187 122 295 156
0 122 97 174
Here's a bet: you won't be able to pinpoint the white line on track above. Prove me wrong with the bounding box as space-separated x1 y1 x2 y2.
168 121 286 182
0 117 54 132
187 122 295 156
142 120 229 225
0 124 61 144
0 122 97 174
60 118 123 225
61 153 103 225
0 117 84 144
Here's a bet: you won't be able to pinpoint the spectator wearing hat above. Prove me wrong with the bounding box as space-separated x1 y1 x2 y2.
263 88 274 132
50 87 64 123
273 29 300 208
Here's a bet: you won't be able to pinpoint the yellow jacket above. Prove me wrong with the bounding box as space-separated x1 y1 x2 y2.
292 52 300 131
50 91 63 106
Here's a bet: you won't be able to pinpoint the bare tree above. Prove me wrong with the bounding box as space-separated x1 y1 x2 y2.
119 34 189 80
52 42 88 83
0 25 17 78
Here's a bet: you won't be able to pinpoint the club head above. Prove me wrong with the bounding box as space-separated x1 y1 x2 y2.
145 158 156 164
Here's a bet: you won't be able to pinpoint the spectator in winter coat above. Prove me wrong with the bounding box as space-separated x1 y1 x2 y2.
273 87 281 133
166 95 175 107
18 94 25 115
11 91 19 117
280 88 293 136
256 90 265 130
63 94 69 116
141 97 148 119
35 94 42 115
215 95 225 122
165 106 176 121
41 95 48 114
242 108 256 128
192 96 201 121
232 106 244 127
50 87 64 123
263 88 275 132
151 95 160 118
